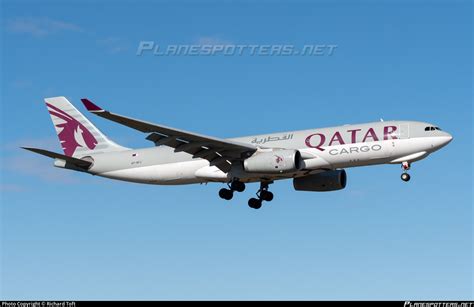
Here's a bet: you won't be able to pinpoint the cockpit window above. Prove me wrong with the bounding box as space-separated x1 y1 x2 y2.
435 127 442 131
425 126 442 131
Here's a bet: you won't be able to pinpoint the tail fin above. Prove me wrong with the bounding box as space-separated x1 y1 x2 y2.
45 96 128 157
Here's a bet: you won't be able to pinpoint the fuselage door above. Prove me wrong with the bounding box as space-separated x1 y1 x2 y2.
399 124 410 139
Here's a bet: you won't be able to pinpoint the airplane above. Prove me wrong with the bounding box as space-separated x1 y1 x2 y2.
23 97 453 209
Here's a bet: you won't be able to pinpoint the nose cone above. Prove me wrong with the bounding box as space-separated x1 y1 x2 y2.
445 134 453 145
433 133 453 150
442 131 453 145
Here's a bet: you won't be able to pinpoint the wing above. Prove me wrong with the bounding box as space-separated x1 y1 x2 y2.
81 99 256 172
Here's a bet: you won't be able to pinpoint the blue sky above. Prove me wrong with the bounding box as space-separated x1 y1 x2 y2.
1 0 472 300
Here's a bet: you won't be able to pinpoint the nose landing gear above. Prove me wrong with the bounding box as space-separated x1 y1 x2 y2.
401 173 411 182
248 181 274 209
401 162 411 182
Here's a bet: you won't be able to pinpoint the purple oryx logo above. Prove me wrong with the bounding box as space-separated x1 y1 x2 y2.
46 103 97 156
274 155 284 164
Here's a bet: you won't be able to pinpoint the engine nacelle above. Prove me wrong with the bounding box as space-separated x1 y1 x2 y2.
244 149 302 173
293 170 347 192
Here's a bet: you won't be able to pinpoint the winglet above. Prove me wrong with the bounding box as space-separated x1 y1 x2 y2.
81 98 103 112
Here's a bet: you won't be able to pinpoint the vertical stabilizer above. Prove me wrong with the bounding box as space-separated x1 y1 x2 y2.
45 96 128 157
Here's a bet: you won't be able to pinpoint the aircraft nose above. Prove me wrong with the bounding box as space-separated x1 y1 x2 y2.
447 134 453 143
439 133 453 147
444 132 453 145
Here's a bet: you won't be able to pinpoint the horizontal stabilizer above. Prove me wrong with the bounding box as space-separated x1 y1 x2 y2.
21 147 92 169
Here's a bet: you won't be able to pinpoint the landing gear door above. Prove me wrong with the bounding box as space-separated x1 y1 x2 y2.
399 124 410 139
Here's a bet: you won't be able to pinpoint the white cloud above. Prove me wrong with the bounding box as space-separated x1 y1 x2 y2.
194 36 233 46
3 137 59 152
10 79 33 89
2 154 81 184
2 137 80 183
97 37 129 54
0 183 26 193
7 17 84 37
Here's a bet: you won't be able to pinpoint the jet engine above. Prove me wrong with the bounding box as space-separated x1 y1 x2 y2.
293 170 347 192
244 149 302 173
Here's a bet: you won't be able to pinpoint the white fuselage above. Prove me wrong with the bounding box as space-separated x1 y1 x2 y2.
77 120 452 185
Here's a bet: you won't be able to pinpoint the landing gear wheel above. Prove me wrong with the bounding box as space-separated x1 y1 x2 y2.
260 190 274 202
401 173 411 182
248 198 262 209
231 181 246 192
219 188 233 200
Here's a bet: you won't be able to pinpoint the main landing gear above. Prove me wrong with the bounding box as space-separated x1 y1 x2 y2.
248 182 273 210
401 161 411 182
218 180 274 209
218 179 246 200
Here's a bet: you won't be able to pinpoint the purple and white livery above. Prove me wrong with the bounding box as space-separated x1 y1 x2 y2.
24 96 452 209
44 97 126 157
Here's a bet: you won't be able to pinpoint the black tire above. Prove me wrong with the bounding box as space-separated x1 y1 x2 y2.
401 173 411 182
231 181 245 192
248 198 262 209
260 190 274 202
219 188 233 200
